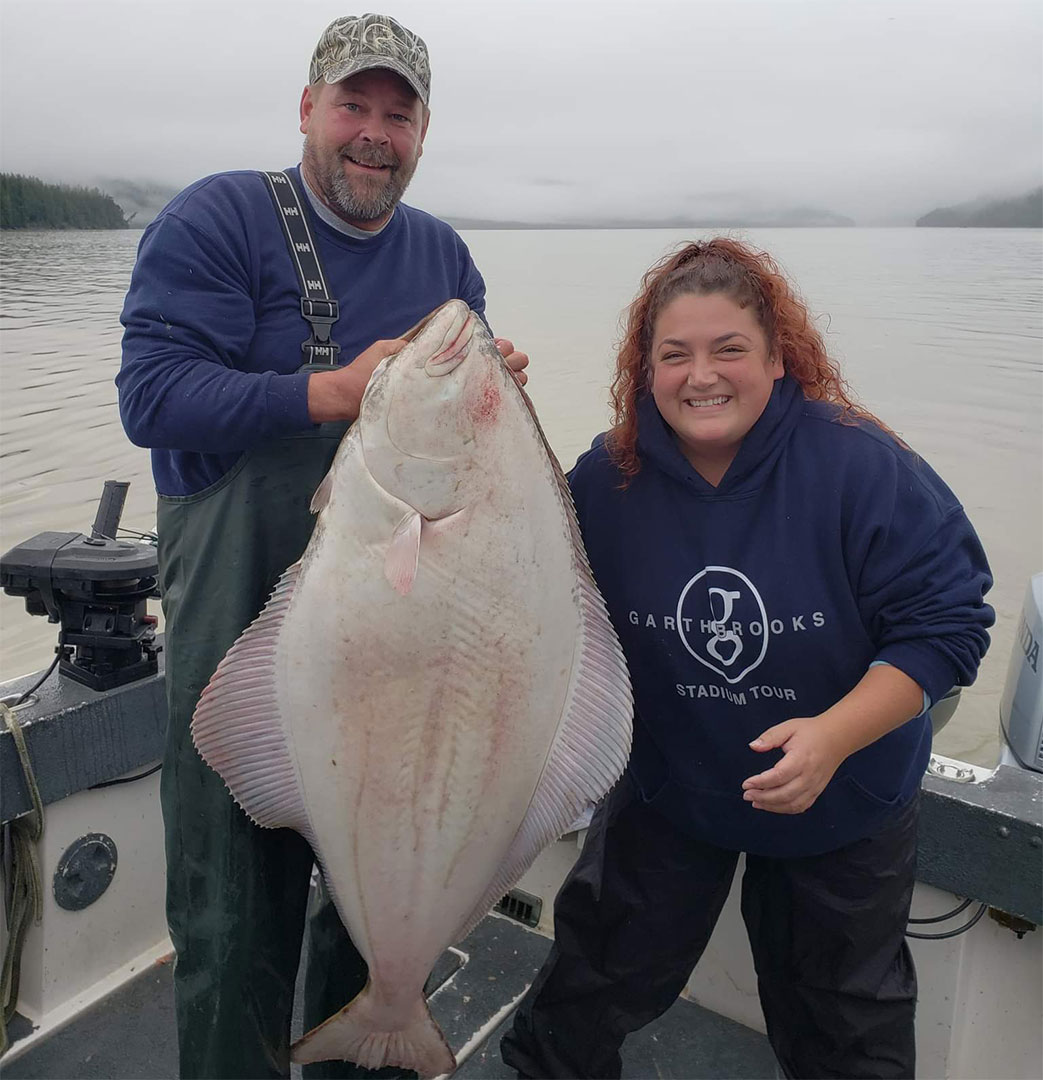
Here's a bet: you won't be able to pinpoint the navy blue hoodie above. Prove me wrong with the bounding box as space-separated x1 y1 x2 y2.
569 377 993 857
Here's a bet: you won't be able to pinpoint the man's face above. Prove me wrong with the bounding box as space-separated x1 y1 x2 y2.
300 68 429 230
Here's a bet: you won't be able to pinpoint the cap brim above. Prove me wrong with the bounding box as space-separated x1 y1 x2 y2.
322 55 428 105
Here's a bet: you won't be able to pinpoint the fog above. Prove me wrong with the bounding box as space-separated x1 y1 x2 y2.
2 0 1040 224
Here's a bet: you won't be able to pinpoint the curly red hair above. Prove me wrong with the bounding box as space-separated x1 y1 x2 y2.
607 238 891 477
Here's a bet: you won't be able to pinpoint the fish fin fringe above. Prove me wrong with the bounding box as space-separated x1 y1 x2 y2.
384 510 423 595
291 987 455 1079
310 468 335 514
190 561 313 840
453 447 634 941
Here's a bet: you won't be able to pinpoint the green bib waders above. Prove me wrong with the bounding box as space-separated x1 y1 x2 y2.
158 423 413 1080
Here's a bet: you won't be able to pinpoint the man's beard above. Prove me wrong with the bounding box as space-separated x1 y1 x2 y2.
303 137 418 224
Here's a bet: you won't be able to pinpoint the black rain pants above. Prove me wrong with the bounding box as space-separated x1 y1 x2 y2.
501 781 918 1079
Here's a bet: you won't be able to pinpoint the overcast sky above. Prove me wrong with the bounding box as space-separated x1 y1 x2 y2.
2 0 1040 224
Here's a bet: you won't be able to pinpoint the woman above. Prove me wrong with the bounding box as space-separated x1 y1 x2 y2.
500 240 993 1079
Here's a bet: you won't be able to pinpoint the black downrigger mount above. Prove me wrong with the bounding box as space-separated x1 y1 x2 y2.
1 481 160 691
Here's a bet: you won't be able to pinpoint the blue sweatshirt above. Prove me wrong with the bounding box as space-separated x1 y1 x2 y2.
118 167 487 496
569 377 994 857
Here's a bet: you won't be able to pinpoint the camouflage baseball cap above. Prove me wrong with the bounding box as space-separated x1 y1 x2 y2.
308 14 431 105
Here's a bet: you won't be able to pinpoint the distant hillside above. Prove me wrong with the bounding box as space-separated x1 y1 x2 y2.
95 178 181 227
917 188 1042 227
742 205 856 227
78 179 855 232
0 173 129 230
446 205 856 230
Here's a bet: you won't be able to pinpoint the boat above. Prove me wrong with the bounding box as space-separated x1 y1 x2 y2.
1 487 1040 1078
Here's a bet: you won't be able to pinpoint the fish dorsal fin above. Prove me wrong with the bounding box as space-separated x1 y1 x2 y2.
190 562 314 844
452 416 633 943
384 510 423 595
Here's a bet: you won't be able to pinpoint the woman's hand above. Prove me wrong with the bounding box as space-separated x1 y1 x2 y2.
741 663 926 814
741 717 849 814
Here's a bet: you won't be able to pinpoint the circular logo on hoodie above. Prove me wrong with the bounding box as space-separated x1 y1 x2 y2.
676 566 769 684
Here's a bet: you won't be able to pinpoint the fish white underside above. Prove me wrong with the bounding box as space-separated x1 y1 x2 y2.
192 343 632 1077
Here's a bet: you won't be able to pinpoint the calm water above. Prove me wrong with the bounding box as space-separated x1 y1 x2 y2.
1 227 1041 766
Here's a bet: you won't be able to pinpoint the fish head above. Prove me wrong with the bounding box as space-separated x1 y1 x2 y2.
358 299 511 517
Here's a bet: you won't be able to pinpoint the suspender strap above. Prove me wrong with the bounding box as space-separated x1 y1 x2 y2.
262 170 341 369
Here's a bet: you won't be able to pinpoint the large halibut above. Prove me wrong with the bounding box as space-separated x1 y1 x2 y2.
191 300 632 1077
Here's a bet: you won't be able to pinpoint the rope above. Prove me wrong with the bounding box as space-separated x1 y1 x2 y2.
0 701 45 1057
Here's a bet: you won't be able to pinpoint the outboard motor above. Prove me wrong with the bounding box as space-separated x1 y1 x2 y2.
0 481 160 692
999 573 1043 773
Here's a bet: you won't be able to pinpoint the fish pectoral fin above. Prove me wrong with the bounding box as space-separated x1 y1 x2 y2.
310 468 335 514
292 985 455 1078
384 510 423 595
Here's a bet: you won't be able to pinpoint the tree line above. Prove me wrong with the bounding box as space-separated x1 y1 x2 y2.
0 173 130 230
917 188 1043 228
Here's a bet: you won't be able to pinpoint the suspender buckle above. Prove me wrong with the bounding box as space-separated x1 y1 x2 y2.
300 298 341 366
301 298 339 323
302 339 341 365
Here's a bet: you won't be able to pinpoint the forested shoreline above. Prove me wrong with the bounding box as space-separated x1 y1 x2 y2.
917 188 1043 227
2 170 1040 231
0 174 129 230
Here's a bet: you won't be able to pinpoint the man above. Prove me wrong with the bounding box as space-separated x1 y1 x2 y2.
117 14 527 1079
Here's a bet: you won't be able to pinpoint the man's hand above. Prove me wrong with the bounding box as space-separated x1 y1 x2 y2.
494 337 529 386
741 717 849 815
307 338 407 423
308 334 529 423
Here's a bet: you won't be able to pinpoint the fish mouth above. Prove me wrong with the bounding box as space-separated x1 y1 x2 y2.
367 300 474 471
426 314 476 375
400 299 466 343
397 299 475 377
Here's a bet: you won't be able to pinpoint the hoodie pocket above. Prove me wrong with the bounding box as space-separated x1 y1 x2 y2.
841 772 905 811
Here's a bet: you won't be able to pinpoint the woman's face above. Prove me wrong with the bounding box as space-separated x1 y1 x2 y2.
649 290 782 482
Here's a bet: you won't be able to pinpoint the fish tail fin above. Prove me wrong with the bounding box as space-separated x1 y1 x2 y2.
291 984 455 1079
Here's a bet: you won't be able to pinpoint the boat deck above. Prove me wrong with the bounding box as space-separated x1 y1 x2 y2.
4 912 778 1079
